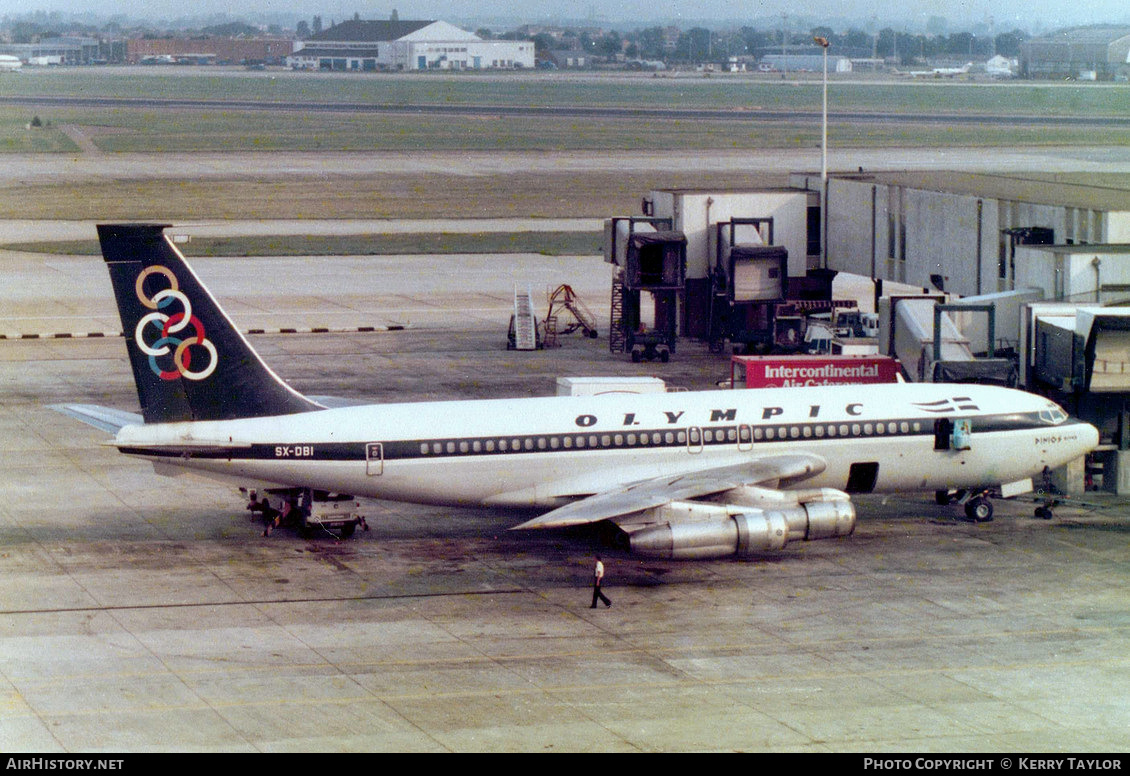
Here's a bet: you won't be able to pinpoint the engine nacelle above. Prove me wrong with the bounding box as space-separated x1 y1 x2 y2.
801 499 856 540
628 499 856 560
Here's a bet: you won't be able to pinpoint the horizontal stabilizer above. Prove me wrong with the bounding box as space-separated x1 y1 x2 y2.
306 395 372 408
51 404 142 434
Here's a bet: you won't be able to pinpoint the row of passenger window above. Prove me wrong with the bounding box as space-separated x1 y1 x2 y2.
415 420 927 456
756 419 923 440
420 429 688 456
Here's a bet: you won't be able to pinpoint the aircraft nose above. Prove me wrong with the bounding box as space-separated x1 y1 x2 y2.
1081 422 1100 452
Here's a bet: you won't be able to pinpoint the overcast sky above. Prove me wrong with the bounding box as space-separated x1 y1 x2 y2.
3 0 1129 31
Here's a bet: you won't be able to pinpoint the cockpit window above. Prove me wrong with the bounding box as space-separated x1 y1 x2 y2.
1038 406 1069 425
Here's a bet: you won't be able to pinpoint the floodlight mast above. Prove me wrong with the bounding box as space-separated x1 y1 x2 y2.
814 36 829 185
814 35 830 266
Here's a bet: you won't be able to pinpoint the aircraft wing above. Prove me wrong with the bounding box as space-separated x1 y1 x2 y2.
512 453 826 530
51 404 142 434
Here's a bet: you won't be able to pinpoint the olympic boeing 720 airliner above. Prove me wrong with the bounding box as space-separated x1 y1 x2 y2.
57 224 1099 559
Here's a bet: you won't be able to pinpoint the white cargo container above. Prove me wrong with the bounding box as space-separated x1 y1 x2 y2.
556 377 667 396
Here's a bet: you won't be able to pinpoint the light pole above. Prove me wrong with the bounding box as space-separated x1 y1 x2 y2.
814 36 829 185
814 36 829 266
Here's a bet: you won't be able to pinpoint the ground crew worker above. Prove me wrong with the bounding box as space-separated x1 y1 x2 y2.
591 556 611 608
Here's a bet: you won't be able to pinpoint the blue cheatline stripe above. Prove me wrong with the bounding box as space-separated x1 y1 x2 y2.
118 412 1072 463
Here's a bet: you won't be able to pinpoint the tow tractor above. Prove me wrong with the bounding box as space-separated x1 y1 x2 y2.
628 329 671 362
302 492 368 538
243 488 368 539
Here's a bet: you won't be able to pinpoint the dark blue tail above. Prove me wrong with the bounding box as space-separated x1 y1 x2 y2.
98 223 322 423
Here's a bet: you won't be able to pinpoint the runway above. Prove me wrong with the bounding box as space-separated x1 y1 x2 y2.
2 249 1129 751
4 146 1130 187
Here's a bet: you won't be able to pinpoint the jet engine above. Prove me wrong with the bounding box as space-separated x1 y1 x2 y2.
627 491 856 560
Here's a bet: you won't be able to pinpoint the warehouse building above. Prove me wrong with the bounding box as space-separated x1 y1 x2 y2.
758 53 853 73
127 37 293 65
797 171 1130 300
0 36 103 65
288 19 534 71
1020 26 1130 80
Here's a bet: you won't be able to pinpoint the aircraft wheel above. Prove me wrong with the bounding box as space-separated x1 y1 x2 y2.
965 497 994 522
935 489 952 505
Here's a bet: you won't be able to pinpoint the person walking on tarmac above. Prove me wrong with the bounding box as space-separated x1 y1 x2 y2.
590 556 611 608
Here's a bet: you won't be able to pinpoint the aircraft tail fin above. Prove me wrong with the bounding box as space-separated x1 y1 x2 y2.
97 223 323 423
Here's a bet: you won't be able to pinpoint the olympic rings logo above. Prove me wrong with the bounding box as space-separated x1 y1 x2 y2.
133 265 218 381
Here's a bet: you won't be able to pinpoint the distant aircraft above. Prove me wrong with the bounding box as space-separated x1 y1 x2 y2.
903 62 973 78
0 55 23 72
57 224 1098 558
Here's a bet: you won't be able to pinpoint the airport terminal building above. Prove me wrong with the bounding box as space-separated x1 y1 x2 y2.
801 171 1130 299
288 19 535 71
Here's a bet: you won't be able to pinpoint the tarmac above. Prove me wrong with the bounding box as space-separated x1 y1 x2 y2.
2 247 1129 752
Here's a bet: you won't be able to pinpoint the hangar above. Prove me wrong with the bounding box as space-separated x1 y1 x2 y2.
287 18 535 71
0 36 103 65
1020 26 1130 80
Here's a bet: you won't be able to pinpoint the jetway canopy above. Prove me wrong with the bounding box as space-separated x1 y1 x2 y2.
624 231 686 291
933 360 1018 385
726 245 788 303
885 296 1016 385
1078 311 1130 393
1030 308 1130 393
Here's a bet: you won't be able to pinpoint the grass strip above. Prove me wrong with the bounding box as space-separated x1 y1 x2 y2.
0 231 603 257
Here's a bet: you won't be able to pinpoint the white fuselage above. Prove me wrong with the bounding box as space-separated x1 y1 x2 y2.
112 382 1097 509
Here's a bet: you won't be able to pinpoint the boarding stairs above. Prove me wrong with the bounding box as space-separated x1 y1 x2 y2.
512 286 539 351
543 284 598 348
609 269 626 353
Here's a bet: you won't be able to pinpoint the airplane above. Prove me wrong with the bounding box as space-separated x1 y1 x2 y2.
903 62 973 78
0 55 23 72
57 223 1099 559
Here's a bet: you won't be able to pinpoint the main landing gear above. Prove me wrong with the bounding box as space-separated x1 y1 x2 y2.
963 494 994 522
935 488 994 522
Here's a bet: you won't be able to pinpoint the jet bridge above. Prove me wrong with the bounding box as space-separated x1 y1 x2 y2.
1023 306 1130 492
604 189 817 358
881 296 1016 385
604 217 685 362
706 243 789 353
1027 307 1130 433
